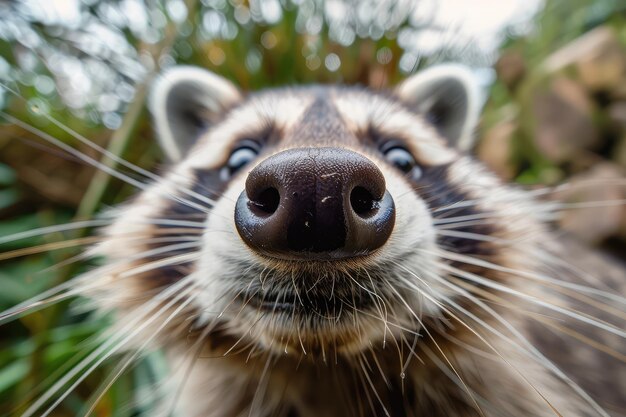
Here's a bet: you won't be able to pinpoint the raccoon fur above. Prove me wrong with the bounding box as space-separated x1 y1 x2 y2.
67 65 626 416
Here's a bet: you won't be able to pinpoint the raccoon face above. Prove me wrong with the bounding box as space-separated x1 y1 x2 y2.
100 65 498 355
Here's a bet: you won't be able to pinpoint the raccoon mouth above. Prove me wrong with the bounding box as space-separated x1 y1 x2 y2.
241 290 374 317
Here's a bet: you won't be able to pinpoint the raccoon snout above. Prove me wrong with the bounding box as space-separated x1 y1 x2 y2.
234 147 395 260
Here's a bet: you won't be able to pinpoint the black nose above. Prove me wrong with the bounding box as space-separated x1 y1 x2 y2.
234 147 395 260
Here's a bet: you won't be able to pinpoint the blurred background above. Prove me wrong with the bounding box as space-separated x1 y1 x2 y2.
0 0 624 415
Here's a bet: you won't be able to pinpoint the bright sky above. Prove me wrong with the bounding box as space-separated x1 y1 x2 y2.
25 0 544 54
3 0 545 123
411 0 543 54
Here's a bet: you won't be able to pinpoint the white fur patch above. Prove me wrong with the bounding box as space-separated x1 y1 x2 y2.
183 92 315 170
333 91 457 165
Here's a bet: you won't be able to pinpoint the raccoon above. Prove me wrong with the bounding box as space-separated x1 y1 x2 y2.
17 65 626 417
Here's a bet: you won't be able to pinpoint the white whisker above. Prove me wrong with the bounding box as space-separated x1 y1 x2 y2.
21 277 198 417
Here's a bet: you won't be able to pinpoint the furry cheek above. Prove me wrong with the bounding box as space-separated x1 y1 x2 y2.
193 172 254 317
377 165 451 316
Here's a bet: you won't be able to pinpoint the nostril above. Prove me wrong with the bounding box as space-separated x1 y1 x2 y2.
237 148 395 259
249 187 280 216
350 186 379 218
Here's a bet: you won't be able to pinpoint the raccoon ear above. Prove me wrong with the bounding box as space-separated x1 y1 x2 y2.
396 64 481 151
149 66 241 161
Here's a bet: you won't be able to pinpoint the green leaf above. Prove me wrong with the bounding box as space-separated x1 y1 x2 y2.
0 360 30 394
0 189 19 210
0 271 33 304
0 214 46 251
0 163 16 186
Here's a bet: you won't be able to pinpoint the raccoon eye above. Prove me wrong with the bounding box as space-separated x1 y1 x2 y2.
220 144 260 180
383 146 421 178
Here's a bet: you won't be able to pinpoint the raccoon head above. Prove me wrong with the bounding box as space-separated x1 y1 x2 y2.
98 64 534 357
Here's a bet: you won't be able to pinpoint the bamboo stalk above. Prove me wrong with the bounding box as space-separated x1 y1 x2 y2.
76 0 200 220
